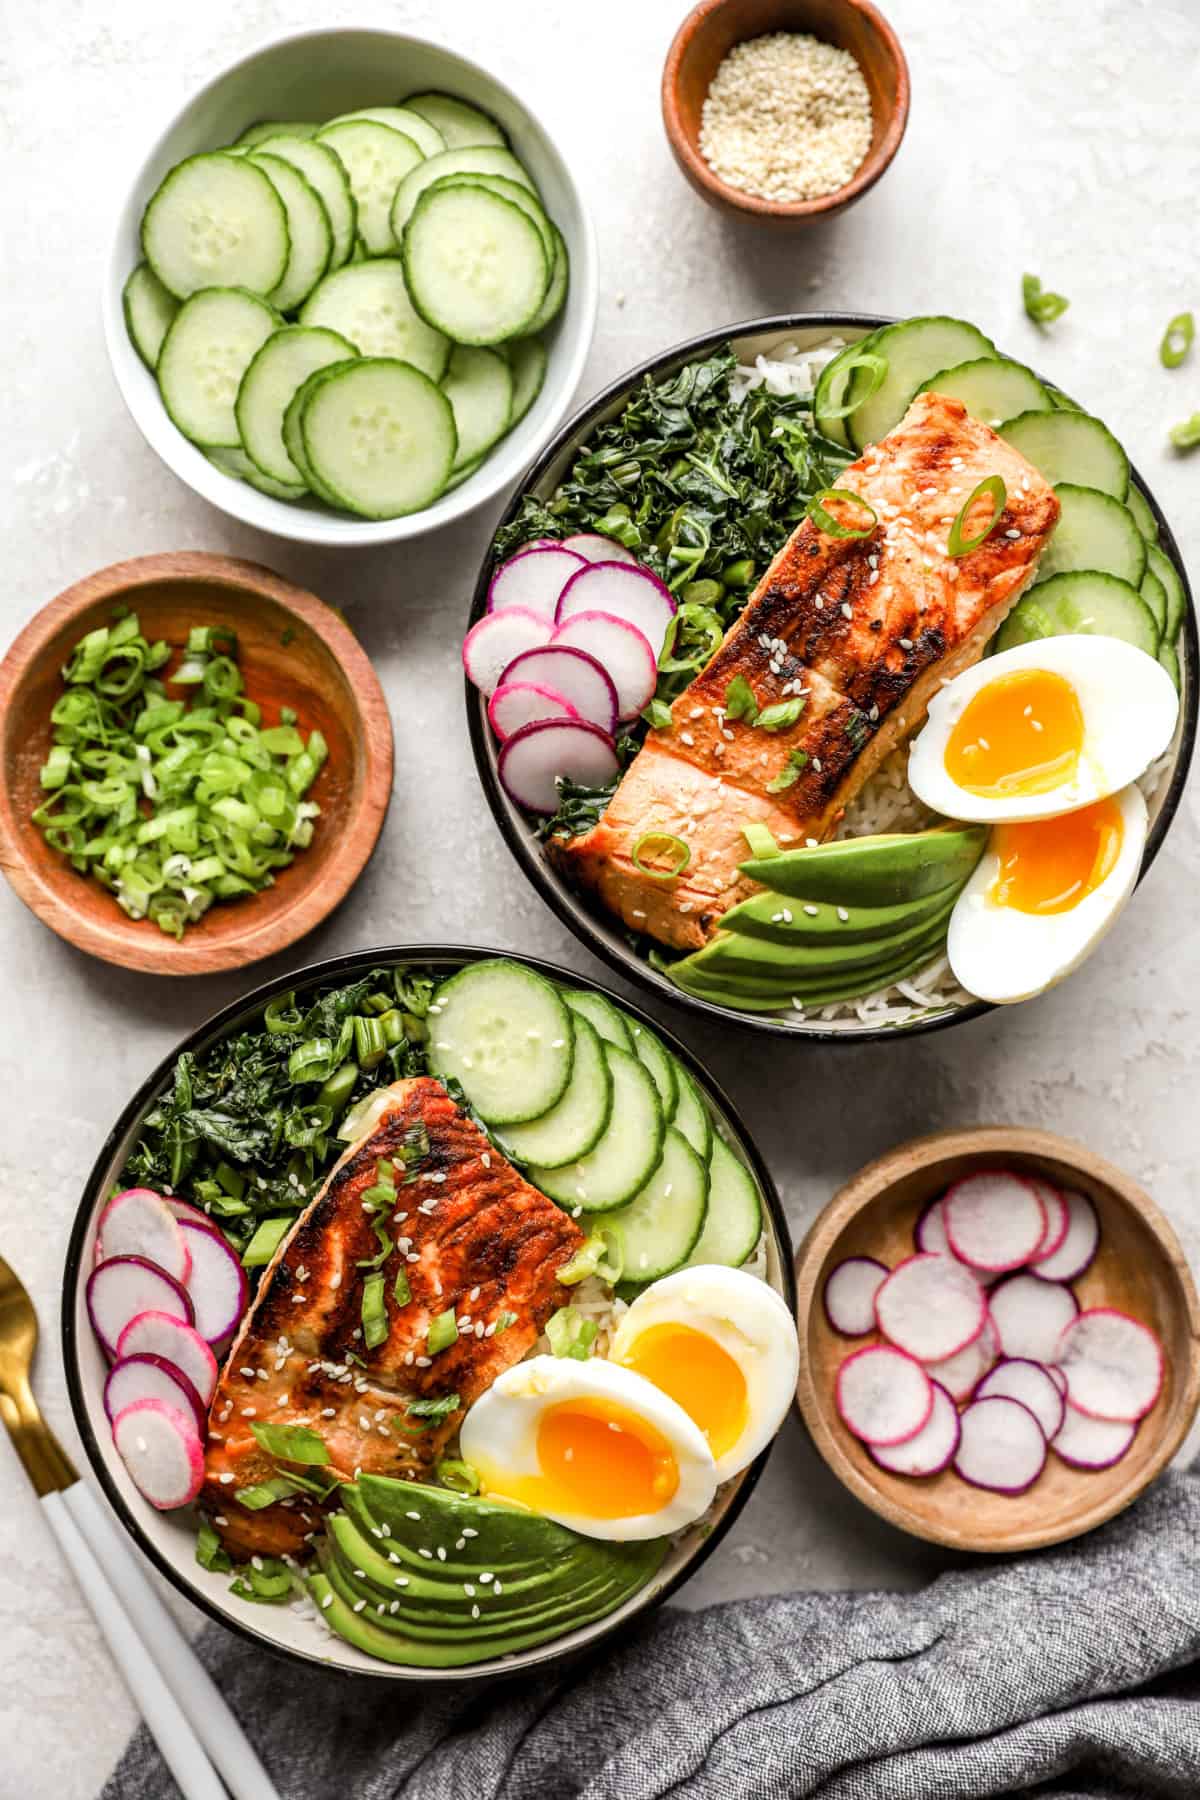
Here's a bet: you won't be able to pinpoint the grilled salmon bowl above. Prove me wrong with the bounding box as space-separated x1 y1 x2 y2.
63 946 794 1679
465 315 1196 1039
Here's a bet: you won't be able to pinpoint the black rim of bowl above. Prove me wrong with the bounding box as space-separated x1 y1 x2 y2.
61 942 795 1681
467 311 1199 1043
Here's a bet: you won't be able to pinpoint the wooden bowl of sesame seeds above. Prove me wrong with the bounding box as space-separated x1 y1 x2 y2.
662 0 910 223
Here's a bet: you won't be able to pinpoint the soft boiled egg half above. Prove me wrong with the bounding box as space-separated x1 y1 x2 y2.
908 635 1177 824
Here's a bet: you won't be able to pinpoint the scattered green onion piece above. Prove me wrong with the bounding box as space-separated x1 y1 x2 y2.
766 749 810 794
657 601 724 675
1160 313 1194 369
231 1558 293 1603
39 745 72 790
241 1216 292 1268
195 1519 232 1573
557 1226 624 1286
721 558 755 589
807 488 878 540
741 822 781 859
357 1215 392 1270
630 831 691 881
724 674 759 723
317 1060 359 1112
493 1311 517 1335
426 1308 459 1355
947 475 1008 556
234 1476 301 1510
1023 273 1069 325
436 1458 480 1496
642 697 674 731
393 1268 412 1306
361 1271 389 1349
819 349 888 420
287 1037 335 1083
250 1421 330 1465
757 697 806 733
353 1015 388 1071
214 1162 246 1202
1169 413 1200 451
546 1306 599 1361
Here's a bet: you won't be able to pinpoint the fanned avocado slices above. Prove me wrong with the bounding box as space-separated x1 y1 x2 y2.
739 825 986 904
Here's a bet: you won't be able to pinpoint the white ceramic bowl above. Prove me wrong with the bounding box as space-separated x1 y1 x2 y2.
102 27 598 547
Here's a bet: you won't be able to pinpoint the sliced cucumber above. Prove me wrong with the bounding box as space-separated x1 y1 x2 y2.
204 445 305 501
1140 567 1167 638
1147 543 1188 643
325 105 446 160
1159 642 1181 691
1126 481 1159 545
157 287 280 448
592 1128 708 1283
918 356 1049 425
1036 484 1146 588
563 988 634 1052
404 92 507 150
141 153 289 300
441 344 513 470
315 120 424 254
848 316 996 449
236 120 319 148
995 569 1159 659
430 172 554 260
254 135 357 270
1000 409 1129 500
299 259 449 380
403 184 548 345
282 367 353 507
236 325 357 486
506 337 547 427
389 145 535 237
813 332 883 450
123 262 178 369
529 1044 664 1213
248 154 332 312
520 226 568 336
669 1059 712 1163
427 959 573 1125
298 358 457 519
684 1133 762 1270
495 1014 611 1169
626 1019 677 1122
445 454 484 493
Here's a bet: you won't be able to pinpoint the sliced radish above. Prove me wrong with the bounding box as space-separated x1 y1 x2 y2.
104 1354 207 1437
1053 1404 1137 1470
987 1273 1079 1365
1031 1190 1100 1282
498 644 618 734
924 1317 998 1402
464 608 554 697
874 1254 987 1363
112 1398 206 1510
914 1196 952 1258
488 681 580 741
835 1344 933 1447
1056 1308 1164 1422
164 1197 215 1231
943 1170 1047 1272
487 547 585 619
552 611 657 722
97 1189 191 1285
559 533 639 565
498 718 620 815
954 1395 1047 1494
975 1358 1065 1440
180 1219 248 1353
1046 1364 1068 1395
869 1380 961 1477
115 1310 219 1406
555 562 676 658
87 1256 194 1360
823 1256 888 1337
1029 1180 1070 1264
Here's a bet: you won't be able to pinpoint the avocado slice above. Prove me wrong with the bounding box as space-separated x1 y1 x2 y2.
691 896 956 979
722 883 953 947
740 826 986 905
669 916 957 1010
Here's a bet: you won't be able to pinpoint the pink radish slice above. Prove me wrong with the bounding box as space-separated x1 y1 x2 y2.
1056 1308 1164 1422
164 1197 215 1231
874 1254 987 1363
975 1358 1065 1440
823 1257 888 1337
835 1344 933 1446
115 1310 219 1406
498 719 620 815
180 1220 248 1352
488 547 584 619
87 1256 194 1360
1028 1180 1070 1264
1052 1404 1137 1470
551 611 657 722
488 681 580 741
464 607 554 696
869 1380 961 1477
498 645 618 734
1046 1364 1068 1395
97 1189 191 1285
112 1398 205 1509
987 1273 1079 1365
104 1354 207 1437
924 1318 998 1402
914 1196 952 1257
943 1170 1047 1272
559 533 639 565
1030 1190 1100 1283
954 1395 1047 1494
555 562 676 658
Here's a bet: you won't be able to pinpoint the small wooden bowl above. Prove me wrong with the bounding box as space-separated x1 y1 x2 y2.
662 0 910 223
0 552 393 975
794 1128 1200 1553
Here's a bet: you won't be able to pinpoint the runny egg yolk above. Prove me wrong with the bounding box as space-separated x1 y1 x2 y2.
524 1396 679 1518
945 669 1084 797
618 1323 749 1462
989 795 1124 914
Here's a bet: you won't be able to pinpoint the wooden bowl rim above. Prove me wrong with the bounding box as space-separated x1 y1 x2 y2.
661 0 911 220
793 1125 1200 1551
0 551 393 975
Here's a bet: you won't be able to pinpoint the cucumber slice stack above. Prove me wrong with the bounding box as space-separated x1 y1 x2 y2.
128 89 564 519
426 960 765 1283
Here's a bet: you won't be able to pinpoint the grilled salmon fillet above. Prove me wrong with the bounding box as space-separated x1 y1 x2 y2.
552 392 1060 951
202 1077 583 1556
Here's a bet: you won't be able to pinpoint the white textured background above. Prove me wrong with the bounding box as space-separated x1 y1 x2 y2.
2 1 1199 1792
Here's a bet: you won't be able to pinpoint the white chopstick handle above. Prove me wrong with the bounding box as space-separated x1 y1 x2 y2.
42 1490 228 1800
59 1482 280 1800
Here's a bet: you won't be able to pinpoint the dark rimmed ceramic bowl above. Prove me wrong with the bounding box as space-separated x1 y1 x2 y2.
467 313 1198 1042
62 944 794 1680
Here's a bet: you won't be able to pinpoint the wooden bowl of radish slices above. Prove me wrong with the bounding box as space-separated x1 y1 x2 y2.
793 1127 1200 1552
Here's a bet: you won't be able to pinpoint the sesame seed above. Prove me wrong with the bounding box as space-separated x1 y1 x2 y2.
804 904 819 917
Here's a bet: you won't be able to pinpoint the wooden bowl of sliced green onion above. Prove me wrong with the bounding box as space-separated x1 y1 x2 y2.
0 551 392 973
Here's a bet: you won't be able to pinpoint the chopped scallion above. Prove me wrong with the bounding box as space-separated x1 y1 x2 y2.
1160 313 1194 369
426 1308 459 1355
361 1271 389 1349
1023 273 1070 325
947 476 1008 556
435 1458 480 1495
740 821 781 858
546 1306 599 1360
807 488 878 540
249 1421 330 1465
1169 413 1200 451
630 831 691 881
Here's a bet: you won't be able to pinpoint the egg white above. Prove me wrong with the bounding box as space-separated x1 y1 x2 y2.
908 636 1177 824
609 1266 799 1482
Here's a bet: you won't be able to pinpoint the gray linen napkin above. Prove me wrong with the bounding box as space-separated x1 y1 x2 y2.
102 1465 1200 1800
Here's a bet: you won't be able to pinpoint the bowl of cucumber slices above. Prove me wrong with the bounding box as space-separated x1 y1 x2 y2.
103 28 597 544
